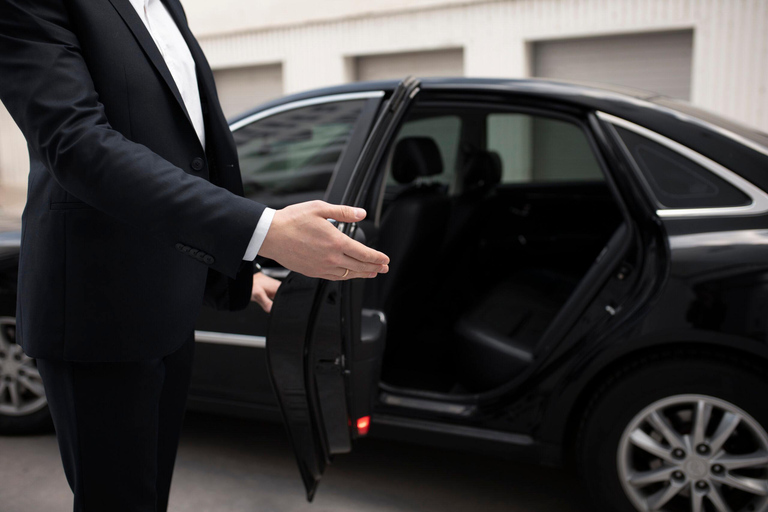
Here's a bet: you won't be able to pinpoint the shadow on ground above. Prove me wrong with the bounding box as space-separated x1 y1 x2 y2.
0 412 591 512
170 413 590 512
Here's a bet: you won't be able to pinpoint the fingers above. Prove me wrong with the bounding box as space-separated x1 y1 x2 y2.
316 202 367 224
255 272 281 298
321 269 378 281
263 278 280 299
251 273 281 313
339 254 389 274
342 237 390 265
251 289 274 313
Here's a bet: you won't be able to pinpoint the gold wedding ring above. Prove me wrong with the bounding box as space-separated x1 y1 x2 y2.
342 268 350 278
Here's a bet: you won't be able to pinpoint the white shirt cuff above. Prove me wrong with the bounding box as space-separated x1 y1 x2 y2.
242 207 275 261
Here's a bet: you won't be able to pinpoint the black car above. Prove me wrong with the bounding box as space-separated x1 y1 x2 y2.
2 77 768 512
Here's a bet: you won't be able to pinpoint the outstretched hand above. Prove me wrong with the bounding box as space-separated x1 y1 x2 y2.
258 200 389 280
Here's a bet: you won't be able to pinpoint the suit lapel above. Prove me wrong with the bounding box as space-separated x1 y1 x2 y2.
107 0 193 127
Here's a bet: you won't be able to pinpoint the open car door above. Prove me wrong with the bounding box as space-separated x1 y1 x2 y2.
266 77 421 501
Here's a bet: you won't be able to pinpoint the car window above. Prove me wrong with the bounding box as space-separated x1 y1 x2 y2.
233 100 366 209
386 115 462 191
487 114 604 183
614 126 751 209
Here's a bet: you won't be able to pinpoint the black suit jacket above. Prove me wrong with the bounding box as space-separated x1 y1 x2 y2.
0 0 265 361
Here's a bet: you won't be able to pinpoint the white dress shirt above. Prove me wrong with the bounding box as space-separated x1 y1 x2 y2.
129 0 273 262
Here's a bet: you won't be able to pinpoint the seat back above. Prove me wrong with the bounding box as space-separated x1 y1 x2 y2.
375 137 451 328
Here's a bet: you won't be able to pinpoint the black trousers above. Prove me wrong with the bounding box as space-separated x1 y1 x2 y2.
37 332 195 512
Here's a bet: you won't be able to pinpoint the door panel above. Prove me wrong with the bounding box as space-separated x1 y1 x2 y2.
191 94 384 405
267 78 420 500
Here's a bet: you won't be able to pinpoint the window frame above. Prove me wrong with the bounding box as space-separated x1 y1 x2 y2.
598 111 768 219
362 96 635 229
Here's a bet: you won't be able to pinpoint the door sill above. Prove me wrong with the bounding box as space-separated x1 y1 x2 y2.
379 391 477 416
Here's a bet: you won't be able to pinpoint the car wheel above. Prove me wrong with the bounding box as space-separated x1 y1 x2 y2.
0 316 52 434
577 352 768 512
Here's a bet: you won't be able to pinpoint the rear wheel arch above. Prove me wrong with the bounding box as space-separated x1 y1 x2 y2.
558 341 768 467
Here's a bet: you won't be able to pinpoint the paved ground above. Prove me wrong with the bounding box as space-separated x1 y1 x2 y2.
0 412 591 512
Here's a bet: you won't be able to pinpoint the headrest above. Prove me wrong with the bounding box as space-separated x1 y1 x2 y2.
462 150 502 193
391 137 443 184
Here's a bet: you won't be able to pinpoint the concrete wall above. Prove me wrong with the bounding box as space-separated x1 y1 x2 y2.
0 0 765 188
192 0 768 133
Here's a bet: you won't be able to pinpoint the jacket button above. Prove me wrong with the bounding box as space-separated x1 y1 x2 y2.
203 255 215 265
191 157 204 171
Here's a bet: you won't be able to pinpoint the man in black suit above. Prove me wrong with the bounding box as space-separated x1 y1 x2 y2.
0 0 389 510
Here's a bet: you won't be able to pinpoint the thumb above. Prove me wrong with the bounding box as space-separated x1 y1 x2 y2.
319 203 367 223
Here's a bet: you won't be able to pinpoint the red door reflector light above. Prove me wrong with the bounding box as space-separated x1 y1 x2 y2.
356 416 371 435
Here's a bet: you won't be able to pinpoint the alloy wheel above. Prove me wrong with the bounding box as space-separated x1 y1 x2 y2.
618 394 768 512
0 317 47 417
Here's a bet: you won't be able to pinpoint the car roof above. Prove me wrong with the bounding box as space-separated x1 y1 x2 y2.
231 77 659 122
230 77 768 193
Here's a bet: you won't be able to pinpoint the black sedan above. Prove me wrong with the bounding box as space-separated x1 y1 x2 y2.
2 77 768 512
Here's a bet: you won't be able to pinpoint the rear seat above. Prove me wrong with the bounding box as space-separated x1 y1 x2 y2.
452 268 579 391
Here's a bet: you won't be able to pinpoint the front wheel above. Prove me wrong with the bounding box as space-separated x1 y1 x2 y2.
577 354 768 512
0 316 52 434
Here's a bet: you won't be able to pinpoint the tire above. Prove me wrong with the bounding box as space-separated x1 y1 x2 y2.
0 404 53 435
0 316 53 435
576 352 768 512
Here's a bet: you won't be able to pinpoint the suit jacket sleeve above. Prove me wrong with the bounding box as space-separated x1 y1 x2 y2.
0 0 264 280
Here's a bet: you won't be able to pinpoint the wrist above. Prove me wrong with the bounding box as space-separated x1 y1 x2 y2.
257 208 284 261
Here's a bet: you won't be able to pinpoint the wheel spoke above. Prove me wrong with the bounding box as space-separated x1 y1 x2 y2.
20 364 41 380
692 400 713 446
707 484 733 512
712 473 768 496
630 429 676 462
7 379 20 408
647 411 685 450
627 465 677 487
691 489 704 512
715 450 768 470
17 375 45 397
709 412 742 454
646 481 684 510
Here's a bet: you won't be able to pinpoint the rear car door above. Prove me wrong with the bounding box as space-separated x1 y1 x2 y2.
266 77 421 500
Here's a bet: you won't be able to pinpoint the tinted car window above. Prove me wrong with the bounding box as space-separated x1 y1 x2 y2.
614 126 751 209
386 115 462 191
233 100 366 209
487 114 604 183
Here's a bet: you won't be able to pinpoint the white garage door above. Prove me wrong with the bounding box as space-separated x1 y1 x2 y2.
213 64 284 119
533 30 693 99
354 48 464 82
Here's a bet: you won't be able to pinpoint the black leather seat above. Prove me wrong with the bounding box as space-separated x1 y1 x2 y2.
375 137 452 360
452 268 579 391
440 148 502 257
460 149 502 198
